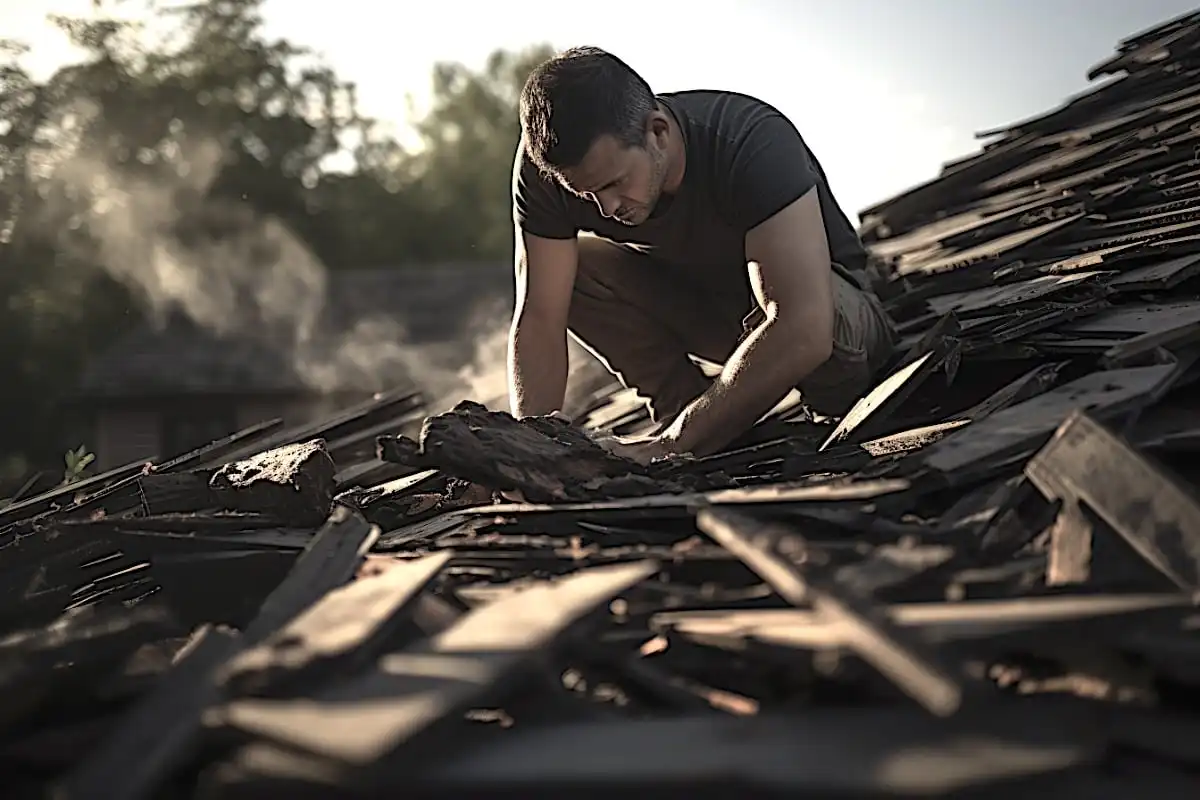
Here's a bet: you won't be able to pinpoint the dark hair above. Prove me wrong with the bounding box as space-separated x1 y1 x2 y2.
520 46 657 178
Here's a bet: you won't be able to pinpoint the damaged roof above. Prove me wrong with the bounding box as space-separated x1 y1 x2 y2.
6 12 1200 800
78 263 513 398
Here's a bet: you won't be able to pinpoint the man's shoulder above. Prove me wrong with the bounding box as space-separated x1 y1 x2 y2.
512 138 580 239
512 138 544 180
661 88 780 110
660 89 792 139
512 138 561 196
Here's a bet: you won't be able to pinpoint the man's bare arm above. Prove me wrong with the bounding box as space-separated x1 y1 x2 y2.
508 230 578 418
660 187 835 456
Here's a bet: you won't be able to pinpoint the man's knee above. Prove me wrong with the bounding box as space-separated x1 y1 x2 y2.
567 238 713 420
573 235 638 295
800 274 897 416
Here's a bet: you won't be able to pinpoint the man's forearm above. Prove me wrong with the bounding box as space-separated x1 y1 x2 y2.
507 315 569 418
664 316 830 456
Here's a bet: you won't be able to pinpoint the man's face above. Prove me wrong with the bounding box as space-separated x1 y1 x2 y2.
560 127 668 227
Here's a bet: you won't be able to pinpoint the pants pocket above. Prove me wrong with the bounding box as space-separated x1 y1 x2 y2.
801 327 872 417
799 273 884 416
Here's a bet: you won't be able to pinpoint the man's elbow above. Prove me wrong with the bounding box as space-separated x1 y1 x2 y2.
768 307 833 372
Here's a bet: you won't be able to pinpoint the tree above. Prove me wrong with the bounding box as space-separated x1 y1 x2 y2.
0 0 555 491
322 44 555 266
405 45 555 261
0 0 373 484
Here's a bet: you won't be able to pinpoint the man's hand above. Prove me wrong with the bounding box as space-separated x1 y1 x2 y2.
592 432 680 466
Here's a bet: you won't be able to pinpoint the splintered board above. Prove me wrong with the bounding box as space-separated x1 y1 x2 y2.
921 363 1179 478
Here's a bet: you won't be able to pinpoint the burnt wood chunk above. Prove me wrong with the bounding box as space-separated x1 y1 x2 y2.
209 439 336 526
376 400 679 503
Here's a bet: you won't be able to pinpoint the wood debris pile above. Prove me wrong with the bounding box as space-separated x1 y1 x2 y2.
5 12 1200 799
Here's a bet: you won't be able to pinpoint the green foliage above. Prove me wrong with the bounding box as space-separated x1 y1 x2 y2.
63 444 96 484
0 0 553 495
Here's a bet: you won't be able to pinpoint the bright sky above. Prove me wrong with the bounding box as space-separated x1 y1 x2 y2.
4 0 1197 221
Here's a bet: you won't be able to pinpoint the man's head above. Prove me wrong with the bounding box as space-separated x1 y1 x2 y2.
520 46 675 226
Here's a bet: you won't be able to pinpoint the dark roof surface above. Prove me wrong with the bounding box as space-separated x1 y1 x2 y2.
79 263 514 398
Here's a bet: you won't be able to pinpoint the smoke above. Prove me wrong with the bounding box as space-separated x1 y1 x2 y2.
34 99 520 413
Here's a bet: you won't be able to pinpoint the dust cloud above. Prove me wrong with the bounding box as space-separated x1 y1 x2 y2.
33 100 529 414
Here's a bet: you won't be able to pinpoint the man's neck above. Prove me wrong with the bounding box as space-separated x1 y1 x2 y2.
658 100 687 194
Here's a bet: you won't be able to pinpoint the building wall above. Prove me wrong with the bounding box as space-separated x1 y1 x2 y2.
90 393 378 470
94 409 160 470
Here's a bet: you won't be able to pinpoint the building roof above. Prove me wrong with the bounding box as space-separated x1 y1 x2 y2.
78 263 514 399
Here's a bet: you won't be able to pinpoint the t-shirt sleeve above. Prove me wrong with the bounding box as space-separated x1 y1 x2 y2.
512 141 578 240
724 114 820 231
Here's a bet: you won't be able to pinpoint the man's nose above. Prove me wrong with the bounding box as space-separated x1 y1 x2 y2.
596 192 621 218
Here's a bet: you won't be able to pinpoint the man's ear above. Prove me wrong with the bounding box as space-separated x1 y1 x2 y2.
647 110 671 144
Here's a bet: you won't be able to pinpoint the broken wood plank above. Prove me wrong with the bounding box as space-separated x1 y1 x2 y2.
467 477 910 518
1026 410 1200 596
1108 253 1200 292
55 624 243 800
208 560 659 774
922 363 1179 480
220 551 451 696
54 508 378 800
820 319 958 450
695 507 969 716
653 593 1191 648
244 506 380 642
0 461 151 529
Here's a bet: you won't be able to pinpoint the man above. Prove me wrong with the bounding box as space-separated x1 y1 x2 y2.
507 46 897 464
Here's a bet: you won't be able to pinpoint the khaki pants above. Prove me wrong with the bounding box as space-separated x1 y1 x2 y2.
567 236 898 423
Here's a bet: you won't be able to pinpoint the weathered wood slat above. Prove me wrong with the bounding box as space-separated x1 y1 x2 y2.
53 507 379 800
1027 410 1200 595
221 551 451 696
653 593 1192 647
244 507 380 642
209 560 658 769
54 624 243 800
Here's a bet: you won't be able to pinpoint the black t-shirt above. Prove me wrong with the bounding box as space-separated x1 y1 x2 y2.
512 89 870 304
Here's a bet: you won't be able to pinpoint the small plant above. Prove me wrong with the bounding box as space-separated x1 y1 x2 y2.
63 445 95 485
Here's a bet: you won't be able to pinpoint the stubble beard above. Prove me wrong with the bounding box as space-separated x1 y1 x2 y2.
618 148 668 226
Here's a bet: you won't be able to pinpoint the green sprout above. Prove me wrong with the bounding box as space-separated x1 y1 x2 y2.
63 444 96 485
